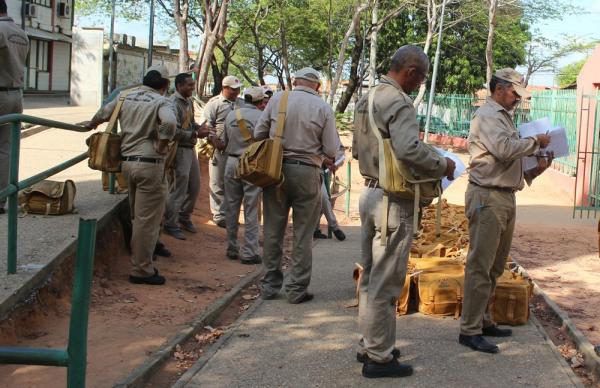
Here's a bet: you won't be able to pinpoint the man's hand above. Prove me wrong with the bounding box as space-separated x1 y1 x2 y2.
77 120 98 130
534 151 554 176
196 123 210 138
444 157 456 181
190 130 198 142
536 134 551 148
323 157 335 172
209 133 226 151
153 139 169 155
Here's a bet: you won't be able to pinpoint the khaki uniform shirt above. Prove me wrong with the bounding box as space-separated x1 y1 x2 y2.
352 75 447 181
254 86 340 166
468 97 539 190
170 91 197 148
202 94 242 137
222 105 262 156
92 86 177 159
0 17 29 88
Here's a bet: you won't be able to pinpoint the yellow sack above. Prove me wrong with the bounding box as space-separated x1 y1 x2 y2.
236 91 289 188
18 180 76 215
491 269 533 326
417 265 464 318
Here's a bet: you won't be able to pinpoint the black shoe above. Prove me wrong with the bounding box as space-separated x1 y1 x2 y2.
215 219 226 228
226 251 238 260
289 293 314 304
458 334 499 354
241 255 262 265
333 229 346 241
313 229 328 239
357 348 400 363
482 325 512 337
362 358 413 378
154 243 172 258
164 226 186 240
129 270 166 285
179 219 198 233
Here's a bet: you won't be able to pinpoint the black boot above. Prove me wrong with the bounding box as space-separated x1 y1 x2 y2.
482 325 512 337
459 334 499 353
362 358 413 378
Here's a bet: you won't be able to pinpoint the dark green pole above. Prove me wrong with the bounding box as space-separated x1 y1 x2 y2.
66 218 97 388
7 122 21 274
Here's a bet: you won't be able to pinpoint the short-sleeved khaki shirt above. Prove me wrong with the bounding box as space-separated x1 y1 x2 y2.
170 91 197 147
222 105 262 156
202 94 242 137
0 17 29 88
92 86 177 159
254 86 340 167
352 75 447 181
468 97 539 190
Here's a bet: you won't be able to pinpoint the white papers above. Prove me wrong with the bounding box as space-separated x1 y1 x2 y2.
435 147 466 191
517 117 570 171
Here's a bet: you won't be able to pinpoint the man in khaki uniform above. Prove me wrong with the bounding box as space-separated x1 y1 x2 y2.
459 69 552 353
164 73 209 240
220 86 267 265
85 65 177 285
254 67 341 304
0 0 29 213
353 45 455 378
203 75 242 227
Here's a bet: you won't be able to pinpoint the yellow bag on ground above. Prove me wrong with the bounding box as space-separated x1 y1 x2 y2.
236 91 289 188
18 180 76 215
417 265 464 318
491 269 533 325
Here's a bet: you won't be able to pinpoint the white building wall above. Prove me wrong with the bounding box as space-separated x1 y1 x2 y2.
70 28 103 106
52 41 70 91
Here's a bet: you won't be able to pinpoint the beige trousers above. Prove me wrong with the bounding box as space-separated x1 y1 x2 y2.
260 163 322 303
0 90 23 209
165 147 201 227
460 184 516 336
357 187 414 363
122 161 167 277
208 151 227 222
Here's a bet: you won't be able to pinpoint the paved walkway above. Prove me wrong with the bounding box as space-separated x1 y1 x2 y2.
180 228 581 388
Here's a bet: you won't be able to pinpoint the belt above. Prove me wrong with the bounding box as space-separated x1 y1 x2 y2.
282 159 318 168
228 154 241 158
364 179 380 188
0 87 21 91
178 144 195 149
122 156 164 164
469 181 515 193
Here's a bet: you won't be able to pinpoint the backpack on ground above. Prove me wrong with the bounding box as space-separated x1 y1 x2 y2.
416 265 464 318
236 91 289 187
491 269 533 325
18 180 76 215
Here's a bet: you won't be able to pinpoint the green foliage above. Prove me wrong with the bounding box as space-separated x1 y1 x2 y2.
556 58 586 88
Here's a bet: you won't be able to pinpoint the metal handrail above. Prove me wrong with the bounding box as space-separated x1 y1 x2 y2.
0 114 90 274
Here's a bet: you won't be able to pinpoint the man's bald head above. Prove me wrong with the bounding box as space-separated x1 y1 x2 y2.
390 45 429 73
387 45 429 94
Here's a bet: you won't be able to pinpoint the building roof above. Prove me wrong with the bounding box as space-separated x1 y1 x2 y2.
25 27 72 43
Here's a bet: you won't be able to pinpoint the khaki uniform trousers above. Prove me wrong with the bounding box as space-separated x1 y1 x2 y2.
260 163 322 303
209 151 227 222
0 90 23 209
224 155 261 258
460 183 516 336
358 187 414 363
165 147 201 228
122 161 167 277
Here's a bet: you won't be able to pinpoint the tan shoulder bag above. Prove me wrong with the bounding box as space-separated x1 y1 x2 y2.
235 108 254 143
18 180 76 215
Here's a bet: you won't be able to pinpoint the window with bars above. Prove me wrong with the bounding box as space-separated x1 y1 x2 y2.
30 0 52 7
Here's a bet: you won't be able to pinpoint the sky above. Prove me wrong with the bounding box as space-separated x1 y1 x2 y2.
76 0 600 88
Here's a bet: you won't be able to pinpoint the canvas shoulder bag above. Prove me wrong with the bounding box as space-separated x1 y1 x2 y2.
87 89 134 172
235 108 254 143
367 85 443 244
18 180 76 215
165 107 193 170
236 91 289 187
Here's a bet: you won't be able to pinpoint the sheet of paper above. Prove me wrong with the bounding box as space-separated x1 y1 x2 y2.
435 147 466 191
518 117 570 171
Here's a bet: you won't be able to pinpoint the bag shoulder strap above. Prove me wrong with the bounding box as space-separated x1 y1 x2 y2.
275 91 290 139
367 85 385 143
182 106 193 129
235 108 253 142
105 89 136 134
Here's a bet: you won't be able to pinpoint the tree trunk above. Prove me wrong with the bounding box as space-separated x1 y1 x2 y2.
328 2 369 106
368 0 379 89
173 0 190 72
280 20 293 90
413 0 437 107
195 0 230 96
485 0 498 91
211 55 223 96
335 23 364 114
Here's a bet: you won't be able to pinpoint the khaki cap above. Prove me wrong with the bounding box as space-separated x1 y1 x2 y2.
222 75 242 89
293 67 321 84
494 68 531 98
145 64 169 79
243 86 267 102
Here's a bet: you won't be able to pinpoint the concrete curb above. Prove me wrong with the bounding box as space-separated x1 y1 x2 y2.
171 296 266 388
532 282 600 380
113 268 264 388
21 125 50 139
0 198 128 322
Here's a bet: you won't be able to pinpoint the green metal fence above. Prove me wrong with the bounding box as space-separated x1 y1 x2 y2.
0 218 97 388
415 90 578 176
